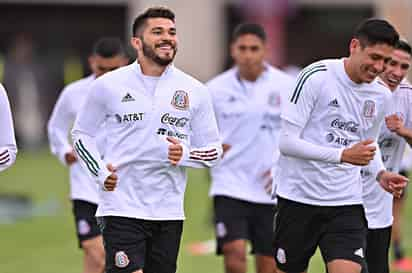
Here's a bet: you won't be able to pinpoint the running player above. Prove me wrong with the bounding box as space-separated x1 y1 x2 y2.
48 37 128 273
362 39 412 273
273 19 407 273
72 7 222 273
0 83 17 172
208 23 294 273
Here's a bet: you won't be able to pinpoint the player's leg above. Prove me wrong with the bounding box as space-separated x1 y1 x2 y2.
273 197 320 273
82 236 105 273
320 205 367 273
364 227 391 273
143 220 183 273
250 203 277 273
214 196 250 273
73 200 105 273
101 216 147 273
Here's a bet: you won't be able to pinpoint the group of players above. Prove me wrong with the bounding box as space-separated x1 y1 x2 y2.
1 5 412 273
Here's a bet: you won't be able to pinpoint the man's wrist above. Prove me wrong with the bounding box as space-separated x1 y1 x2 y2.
376 169 386 182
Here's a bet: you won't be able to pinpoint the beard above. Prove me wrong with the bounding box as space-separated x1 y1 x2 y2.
141 37 177 66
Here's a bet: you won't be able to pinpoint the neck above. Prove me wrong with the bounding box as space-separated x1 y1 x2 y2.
343 58 362 84
138 56 167 77
238 65 264 82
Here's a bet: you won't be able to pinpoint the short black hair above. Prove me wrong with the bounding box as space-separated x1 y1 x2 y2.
353 18 399 47
395 40 412 56
92 37 125 58
232 23 267 43
132 6 175 37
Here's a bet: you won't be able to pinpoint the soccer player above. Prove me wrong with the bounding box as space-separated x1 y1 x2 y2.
362 39 412 273
0 83 17 172
207 23 294 273
71 7 222 273
48 37 128 273
273 19 407 273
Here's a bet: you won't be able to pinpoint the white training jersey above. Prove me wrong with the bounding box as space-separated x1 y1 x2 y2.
72 62 222 220
0 83 17 172
208 65 294 204
48 75 106 204
362 81 412 228
276 59 391 206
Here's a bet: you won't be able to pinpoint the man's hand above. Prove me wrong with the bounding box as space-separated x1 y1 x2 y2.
378 170 408 198
103 164 118 191
222 144 231 158
167 137 183 166
385 114 407 136
341 139 376 166
65 151 77 165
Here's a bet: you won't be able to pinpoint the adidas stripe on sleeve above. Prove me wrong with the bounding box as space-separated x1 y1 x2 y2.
0 84 17 172
72 81 111 185
282 63 327 128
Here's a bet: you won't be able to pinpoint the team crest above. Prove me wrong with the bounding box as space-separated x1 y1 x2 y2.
362 100 375 118
115 251 130 268
77 219 91 235
171 90 189 110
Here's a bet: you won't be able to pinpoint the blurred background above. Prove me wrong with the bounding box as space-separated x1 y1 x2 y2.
0 0 411 272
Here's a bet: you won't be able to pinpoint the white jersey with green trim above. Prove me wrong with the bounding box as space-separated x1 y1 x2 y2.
0 83 17 172
276 59 391 206
72 62 222 220
208 64 294 204
362 81 412 228
48 75 106 204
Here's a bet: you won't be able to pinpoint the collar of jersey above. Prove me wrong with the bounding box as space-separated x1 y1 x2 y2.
132 60 175 80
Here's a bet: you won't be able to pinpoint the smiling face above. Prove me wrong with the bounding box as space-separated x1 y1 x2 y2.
380 48 412 91
348 38 394 83
131 17 178 66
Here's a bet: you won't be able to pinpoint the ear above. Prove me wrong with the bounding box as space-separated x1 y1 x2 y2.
230 42 236 60
349 38 360 55
88 55 95 68
130 37 142 51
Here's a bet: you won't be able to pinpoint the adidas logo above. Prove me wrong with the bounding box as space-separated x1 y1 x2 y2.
354 248 364 258
328 98 339 107
122 93 135 102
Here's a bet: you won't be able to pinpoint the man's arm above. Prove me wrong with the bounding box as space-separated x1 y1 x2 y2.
47 87 76 166
71 81 114 188
385 114 412 146
0 84 17 172
171 86 222 168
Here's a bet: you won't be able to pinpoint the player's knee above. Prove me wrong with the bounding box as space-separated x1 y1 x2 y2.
83 239 105 269
223 242 247 267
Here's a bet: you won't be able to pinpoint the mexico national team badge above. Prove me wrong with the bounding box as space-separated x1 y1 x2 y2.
363 100 375 118
115 251 130 268
171 90 189 110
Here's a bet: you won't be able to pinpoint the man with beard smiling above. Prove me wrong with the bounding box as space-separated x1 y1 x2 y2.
71 6 222 273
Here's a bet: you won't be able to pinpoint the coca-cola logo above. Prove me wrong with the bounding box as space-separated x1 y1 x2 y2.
161 113 189 128
330 118 359 133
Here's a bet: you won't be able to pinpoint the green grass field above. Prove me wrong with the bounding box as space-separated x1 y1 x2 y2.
0 150 411 273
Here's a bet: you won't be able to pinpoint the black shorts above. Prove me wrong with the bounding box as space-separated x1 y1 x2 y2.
213 195 276 256
72 199 101 248
100 216 183 273
365 226 391 273
273 196 367 273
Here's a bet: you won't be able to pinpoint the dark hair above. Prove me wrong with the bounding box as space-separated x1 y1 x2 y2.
353 18 399 47
395 40 412 56
232 23 267 43
132 6 175 37
92 37 125 58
